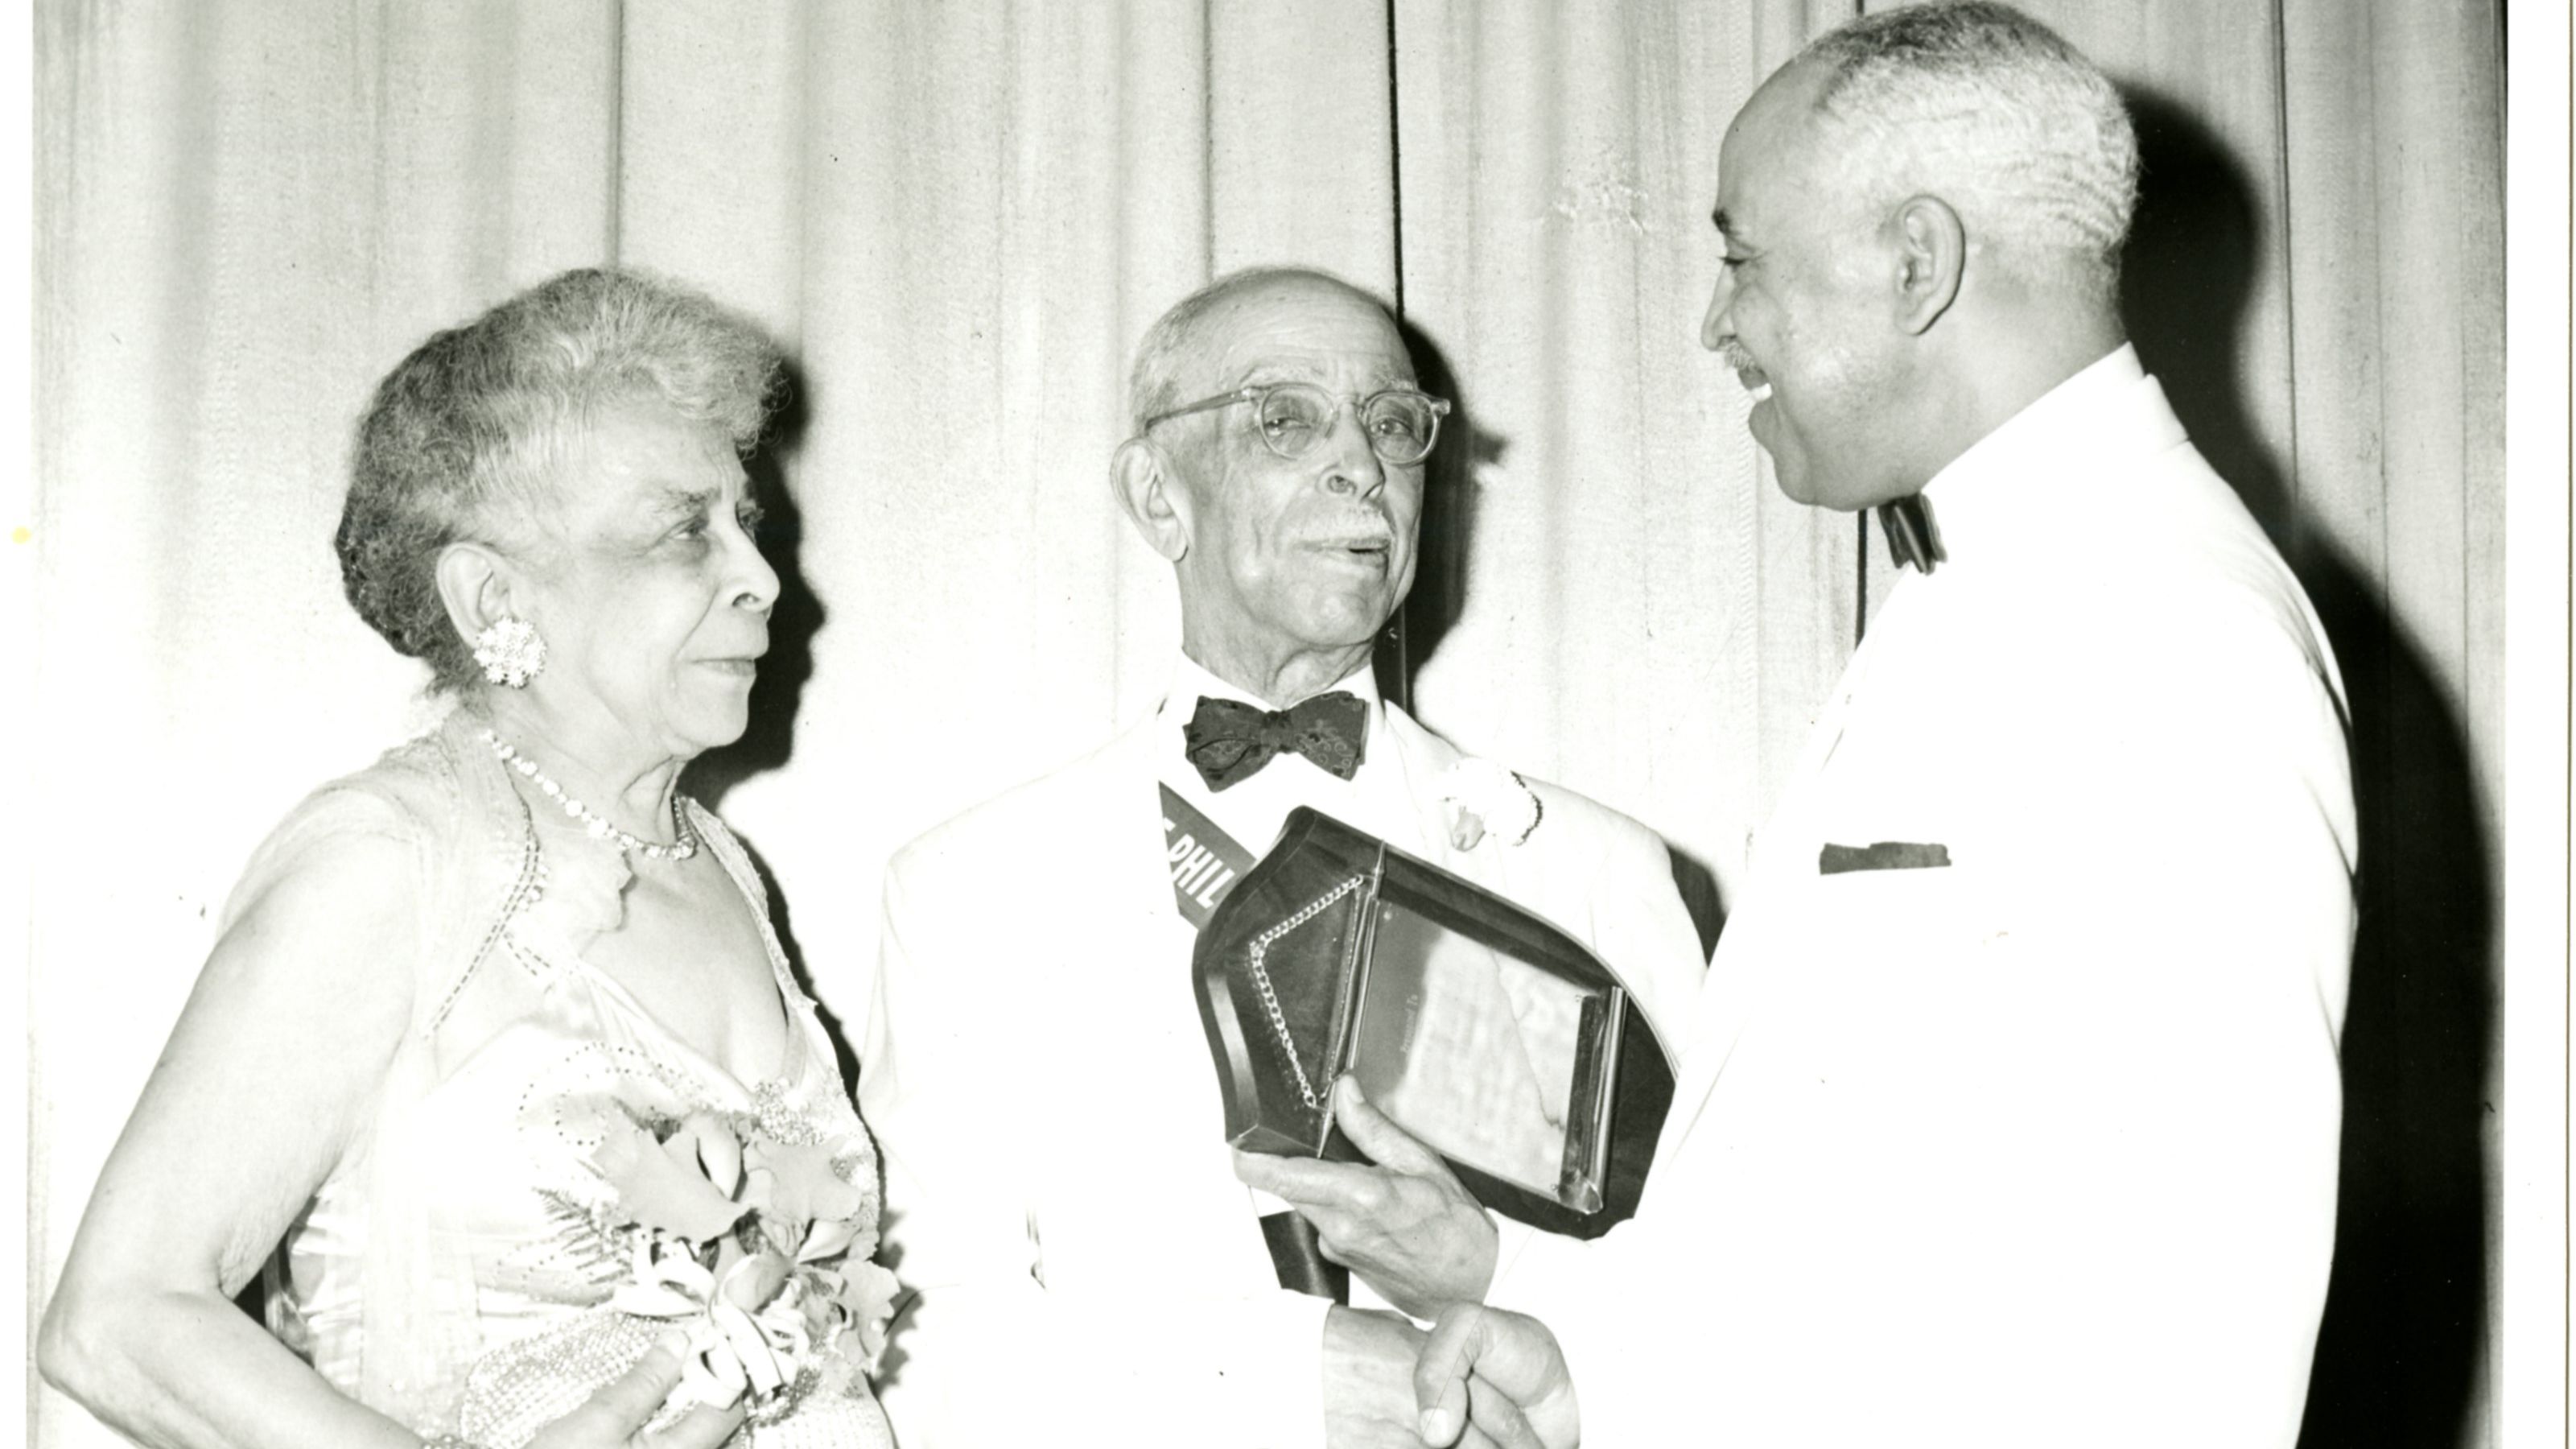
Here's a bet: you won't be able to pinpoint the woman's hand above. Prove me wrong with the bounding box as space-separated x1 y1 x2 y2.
521 1337 747 1449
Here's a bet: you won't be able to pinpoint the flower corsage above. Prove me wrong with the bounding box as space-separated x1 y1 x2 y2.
595 1111 901 1415
1437 758 1544 850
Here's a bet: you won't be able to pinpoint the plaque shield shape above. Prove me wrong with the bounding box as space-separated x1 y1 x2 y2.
1193 807 1676 1238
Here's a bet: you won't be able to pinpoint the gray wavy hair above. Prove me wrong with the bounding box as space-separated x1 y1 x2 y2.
1802 1 2140 303
335 267 785 693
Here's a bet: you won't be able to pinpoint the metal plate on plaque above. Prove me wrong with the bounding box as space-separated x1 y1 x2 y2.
1193 807 1675 1237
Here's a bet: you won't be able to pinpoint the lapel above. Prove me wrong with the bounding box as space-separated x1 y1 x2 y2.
1655 589 1916 1156
1376 704 1492 886
1020 715 1297 1294
1015 715 1197 1006
1100 716 1199 946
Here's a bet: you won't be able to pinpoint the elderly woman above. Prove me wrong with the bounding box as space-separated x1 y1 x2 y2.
40 270 895 1449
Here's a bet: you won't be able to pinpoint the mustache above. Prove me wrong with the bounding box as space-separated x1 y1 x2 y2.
1717 343 1760 373
1310 528 1397 547
1305 513 1399 544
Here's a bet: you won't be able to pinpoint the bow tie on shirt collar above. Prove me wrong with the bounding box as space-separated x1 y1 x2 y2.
1877 494 1945 573
1183 692 1369 791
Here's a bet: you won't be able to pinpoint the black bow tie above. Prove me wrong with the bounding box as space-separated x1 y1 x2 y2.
1183 692 1369 792
1878 494 1944 573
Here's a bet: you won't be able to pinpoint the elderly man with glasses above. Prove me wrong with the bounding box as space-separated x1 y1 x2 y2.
859 266 1705 1448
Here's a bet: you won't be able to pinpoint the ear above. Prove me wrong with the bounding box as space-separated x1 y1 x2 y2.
1111 437 1193 564
1890 194 1965 336
433 540 527 649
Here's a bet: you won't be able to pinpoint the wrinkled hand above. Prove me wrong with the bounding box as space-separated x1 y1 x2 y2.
522 1335 748 1449
1327 1308 1513 1449
1414 1304 1578 1449
1323 1307 1430 1449
1233 1076 1498 1319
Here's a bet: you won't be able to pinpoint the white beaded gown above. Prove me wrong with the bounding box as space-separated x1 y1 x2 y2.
251 716 896 1448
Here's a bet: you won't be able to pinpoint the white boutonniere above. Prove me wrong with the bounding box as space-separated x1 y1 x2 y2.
1438 758 1543 850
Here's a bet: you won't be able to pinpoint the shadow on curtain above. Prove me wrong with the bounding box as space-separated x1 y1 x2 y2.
694 360 824 809
2119 83 2495 1449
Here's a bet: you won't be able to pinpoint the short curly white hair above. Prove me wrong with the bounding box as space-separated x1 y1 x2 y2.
1800 1 2139 303
336 268 785 693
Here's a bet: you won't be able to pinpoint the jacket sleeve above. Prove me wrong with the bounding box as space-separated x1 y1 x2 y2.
1573 806 1711 1061
1452 786 1706 1311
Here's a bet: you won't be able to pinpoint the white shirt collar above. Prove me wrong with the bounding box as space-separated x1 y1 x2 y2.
1158 652 1384 723
1918 343 2182 570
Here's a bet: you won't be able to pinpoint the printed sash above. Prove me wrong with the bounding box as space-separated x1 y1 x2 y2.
1157 781 1348 1303
1159 783 1257 928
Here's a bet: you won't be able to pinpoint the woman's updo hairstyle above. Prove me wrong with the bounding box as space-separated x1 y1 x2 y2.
335 267 785 692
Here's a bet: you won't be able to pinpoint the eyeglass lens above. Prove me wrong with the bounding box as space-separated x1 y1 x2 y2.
1254 384 1440 464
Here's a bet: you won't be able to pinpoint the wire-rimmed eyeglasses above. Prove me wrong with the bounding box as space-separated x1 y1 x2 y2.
1143 382 1453 467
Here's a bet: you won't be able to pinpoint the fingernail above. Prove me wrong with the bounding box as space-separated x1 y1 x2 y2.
654 1327 691 1357
1420 1408 1455 1443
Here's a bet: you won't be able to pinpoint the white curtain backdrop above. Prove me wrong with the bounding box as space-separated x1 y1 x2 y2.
29 2 2507 1446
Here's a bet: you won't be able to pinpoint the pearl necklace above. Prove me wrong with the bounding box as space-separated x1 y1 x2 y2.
480 729 701 862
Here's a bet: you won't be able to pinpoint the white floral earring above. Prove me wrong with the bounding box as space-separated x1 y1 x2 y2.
474 616 546 688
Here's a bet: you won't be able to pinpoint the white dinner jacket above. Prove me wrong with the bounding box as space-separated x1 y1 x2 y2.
863 695 1706 1449
1498 348 2359 1447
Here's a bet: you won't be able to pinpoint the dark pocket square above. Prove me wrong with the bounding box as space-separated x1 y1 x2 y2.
1819 840 1952 874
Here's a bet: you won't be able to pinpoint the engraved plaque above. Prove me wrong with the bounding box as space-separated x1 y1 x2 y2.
1193 808 1674 1236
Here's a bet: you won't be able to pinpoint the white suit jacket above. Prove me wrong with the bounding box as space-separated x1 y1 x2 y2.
1500 347 2359 1447
863 691 1706 1448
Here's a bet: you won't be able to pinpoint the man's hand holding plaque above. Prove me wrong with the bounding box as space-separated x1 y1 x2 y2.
1234 1076 1500 1319
1196 808 1673 1447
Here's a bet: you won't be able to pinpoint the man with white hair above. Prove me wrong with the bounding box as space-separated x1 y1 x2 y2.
1259 6 2358 1444
860 266 1706 1448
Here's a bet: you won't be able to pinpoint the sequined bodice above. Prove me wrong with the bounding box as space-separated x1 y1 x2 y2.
269 796 891 1449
